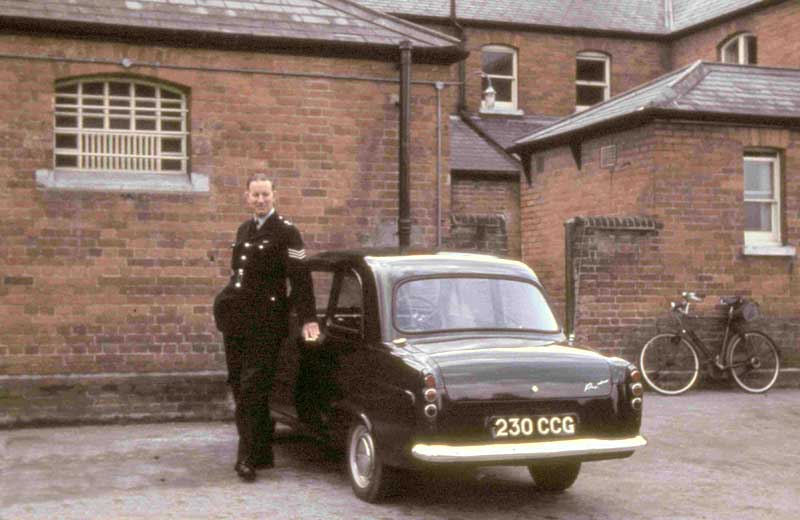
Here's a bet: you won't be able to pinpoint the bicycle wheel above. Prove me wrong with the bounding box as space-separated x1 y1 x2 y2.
639 334 700 395
727 331 780 393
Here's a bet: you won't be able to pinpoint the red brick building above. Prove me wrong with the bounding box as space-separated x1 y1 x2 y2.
0 0 465 425
2 0 798 425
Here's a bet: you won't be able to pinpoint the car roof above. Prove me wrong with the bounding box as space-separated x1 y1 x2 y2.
309 249 540 282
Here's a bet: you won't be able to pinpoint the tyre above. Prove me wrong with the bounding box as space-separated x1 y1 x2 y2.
727 331 780 393
528 461 581 492
346 421 392 503
639 334 700 395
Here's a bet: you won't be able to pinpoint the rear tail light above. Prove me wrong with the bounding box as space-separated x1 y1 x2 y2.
422 373 439 419
628 368 643 412
424 388 437 403
424 404 438 418
424 374 436 389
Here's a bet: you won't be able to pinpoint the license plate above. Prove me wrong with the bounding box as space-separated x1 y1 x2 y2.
489 414 578 440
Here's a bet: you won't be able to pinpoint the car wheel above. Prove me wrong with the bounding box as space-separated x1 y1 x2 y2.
528 461 581 492
347 421 392 503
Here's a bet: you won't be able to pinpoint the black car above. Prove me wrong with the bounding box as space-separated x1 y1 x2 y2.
270 250 646 502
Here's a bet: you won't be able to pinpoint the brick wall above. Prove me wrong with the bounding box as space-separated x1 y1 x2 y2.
451 173 519 257
672 0 800 68
521 121 800 367
446 214 508 256
462 28 670 116
0 33 457 387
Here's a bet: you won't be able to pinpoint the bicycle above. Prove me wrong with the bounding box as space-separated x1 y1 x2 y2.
639 292 781 395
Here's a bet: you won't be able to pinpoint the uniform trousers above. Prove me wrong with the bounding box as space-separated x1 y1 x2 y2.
224 330 281 465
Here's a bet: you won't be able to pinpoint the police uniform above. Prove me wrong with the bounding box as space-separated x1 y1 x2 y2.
213 211 315 469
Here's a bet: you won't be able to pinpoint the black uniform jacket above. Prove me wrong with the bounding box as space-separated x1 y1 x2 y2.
214 212 316 337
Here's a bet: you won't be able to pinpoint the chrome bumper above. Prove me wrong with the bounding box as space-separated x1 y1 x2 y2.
411 435 647 464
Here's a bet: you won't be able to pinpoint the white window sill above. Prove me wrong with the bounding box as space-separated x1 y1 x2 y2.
479 108 525 117
36 169 209 194
743 244 796 257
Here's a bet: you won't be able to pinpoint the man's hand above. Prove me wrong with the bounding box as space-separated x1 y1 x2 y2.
301 321 321 342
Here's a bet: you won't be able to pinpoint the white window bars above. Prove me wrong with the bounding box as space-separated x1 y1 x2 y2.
54 79 188 174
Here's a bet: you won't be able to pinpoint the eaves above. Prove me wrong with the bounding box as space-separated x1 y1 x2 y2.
0 16 468 65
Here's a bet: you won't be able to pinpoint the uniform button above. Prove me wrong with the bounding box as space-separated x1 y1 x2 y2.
235 283 241 288
244 242 251 248
270 296 276 302
258 245 264 250
241 255 247 261
238 269 244 274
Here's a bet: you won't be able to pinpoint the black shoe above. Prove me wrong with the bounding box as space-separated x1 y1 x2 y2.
234 460 256 482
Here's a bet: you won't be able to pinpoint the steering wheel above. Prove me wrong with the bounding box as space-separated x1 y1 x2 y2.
396 295 440 330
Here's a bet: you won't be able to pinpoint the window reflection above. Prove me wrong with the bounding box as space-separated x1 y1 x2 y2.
394 277 559 333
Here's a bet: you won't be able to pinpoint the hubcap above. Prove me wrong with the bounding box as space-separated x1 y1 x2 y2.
350 425 375 488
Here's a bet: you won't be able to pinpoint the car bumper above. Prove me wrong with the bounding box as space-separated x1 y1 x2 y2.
411 435 647 464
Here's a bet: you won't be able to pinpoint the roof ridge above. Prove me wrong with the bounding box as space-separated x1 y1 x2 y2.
318 0 461 47
664 0 674 31
661 60 710 107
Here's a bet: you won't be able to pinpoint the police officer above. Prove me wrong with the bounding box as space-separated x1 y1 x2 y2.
214 173 320 482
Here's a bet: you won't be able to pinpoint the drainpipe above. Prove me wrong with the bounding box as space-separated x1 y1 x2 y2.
435 81 444 248
398 41 412 251
564 218 581 337
450 0 467 112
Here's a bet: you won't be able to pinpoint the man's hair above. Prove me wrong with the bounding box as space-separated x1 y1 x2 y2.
246 173 275 190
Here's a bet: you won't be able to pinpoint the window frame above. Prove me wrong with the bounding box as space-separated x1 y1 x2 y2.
575 51 610 112
480 44 519 114
53 76 189 175
743 151 781 247
719 32 757 65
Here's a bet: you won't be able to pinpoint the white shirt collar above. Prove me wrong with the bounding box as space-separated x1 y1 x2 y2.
255 208 275 228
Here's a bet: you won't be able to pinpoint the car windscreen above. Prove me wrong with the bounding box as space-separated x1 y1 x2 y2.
393 276 560 333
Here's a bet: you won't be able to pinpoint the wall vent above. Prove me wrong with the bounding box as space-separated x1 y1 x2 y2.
600 144 617 168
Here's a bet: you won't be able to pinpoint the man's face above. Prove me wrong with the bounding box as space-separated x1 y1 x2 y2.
246 179 274 218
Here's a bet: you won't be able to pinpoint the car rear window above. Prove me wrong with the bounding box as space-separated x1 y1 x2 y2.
393 276 560 333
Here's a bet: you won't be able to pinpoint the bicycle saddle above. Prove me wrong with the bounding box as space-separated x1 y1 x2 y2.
720 296 742 306
681 291 704 302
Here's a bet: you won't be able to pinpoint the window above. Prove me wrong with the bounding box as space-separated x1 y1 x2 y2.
576 52 610 111
329 270 363 334
54 78 188 174
720 33 757 64
744 151 780 246
394 276 559 333
481 45 518 113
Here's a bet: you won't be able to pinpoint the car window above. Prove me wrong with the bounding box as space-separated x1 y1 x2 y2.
394 276 560 333
330 270 363 333
311 270 334 317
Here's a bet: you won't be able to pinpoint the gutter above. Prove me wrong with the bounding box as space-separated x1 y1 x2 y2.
508 107 800 176
0 16 468 65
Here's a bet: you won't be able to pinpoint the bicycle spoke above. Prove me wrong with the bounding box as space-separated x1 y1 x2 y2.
640 334 699 395
729 332 780 393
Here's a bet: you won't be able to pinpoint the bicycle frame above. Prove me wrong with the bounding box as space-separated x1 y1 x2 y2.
670 300 741 372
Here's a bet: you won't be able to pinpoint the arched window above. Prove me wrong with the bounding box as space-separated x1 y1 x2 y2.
576 51 610 112
720 33 757 64
480 45 518 113
54 77 188 174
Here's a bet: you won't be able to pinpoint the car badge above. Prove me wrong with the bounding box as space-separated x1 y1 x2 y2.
530 385 539 393
584 379 609 392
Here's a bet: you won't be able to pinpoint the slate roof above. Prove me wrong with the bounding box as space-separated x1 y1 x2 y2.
468 114 560 150
0 0 465 63
509 61 800 154
450 116 520 173
450 113 557 173
356 0 773 36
